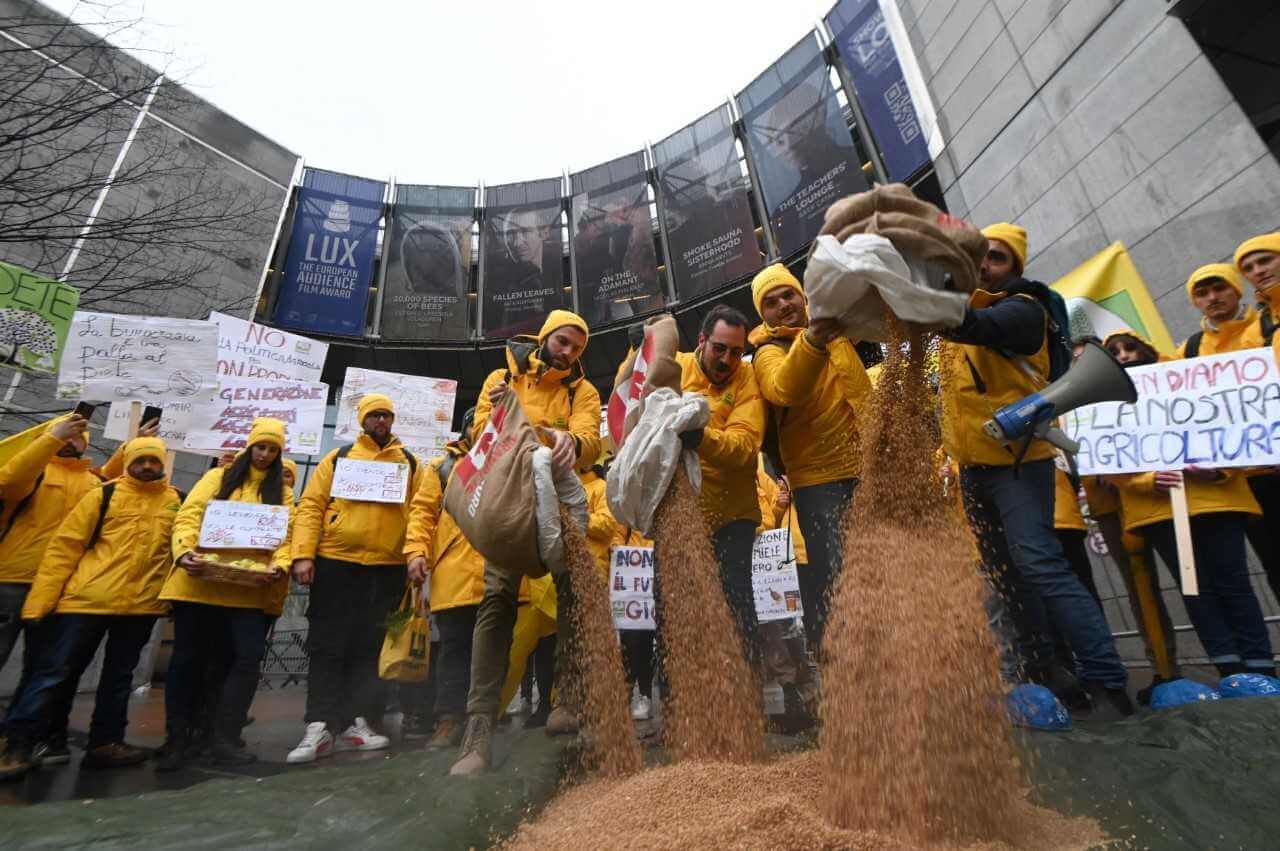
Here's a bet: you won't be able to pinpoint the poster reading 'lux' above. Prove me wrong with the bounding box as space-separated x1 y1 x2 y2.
381 184 474 341
653 106 761 301
828 0 931 182
480 178 568 339
570 152 664 326
739 35 869 258
275 181 385 337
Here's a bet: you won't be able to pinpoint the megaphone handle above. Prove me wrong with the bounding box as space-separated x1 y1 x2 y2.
1169 484 1198 596
1040 426 1080 455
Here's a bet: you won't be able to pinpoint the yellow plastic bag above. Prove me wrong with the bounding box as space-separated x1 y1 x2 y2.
379 584 430 682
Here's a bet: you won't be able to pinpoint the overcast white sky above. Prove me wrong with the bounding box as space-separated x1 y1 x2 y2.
48 0 834 185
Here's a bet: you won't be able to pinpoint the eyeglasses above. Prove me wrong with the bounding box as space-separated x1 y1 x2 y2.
365 411 394 421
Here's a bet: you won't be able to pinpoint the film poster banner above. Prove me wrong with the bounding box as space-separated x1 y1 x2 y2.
57 311 218 402
739 35 870 257
827 0 931 182
751 527 803 623
184 375 327 456
210 311 327 382
275 180 385 338
570 152 664 326
335 366 457 449
0 260 79 375
609 545 656 631
1063 348 1280 475
480 178 568 339
654 106 760 300
381 185 474 342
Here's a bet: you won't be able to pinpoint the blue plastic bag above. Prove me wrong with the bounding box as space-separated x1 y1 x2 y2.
1005 683 1072 731
1150 677 1220 709
1218 673 1280 699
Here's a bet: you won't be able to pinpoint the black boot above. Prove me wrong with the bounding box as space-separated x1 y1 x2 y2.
1216 661 1246 678
210 739 257 766
155 727 189 773
1029 663 1090 712
1083 681 1135 722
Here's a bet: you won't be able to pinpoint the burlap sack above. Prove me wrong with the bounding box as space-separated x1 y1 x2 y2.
444 390 545 577
608 313 682 447
816 183 987 294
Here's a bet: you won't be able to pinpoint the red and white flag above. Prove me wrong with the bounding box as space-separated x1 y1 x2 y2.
606 326 655 448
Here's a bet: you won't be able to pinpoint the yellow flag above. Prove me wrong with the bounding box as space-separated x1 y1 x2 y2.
0 418 55 469
1052 242 1175 354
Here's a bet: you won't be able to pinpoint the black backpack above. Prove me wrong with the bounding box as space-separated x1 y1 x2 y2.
86 481 185 550
1003 280 1073 382
0 473 45 543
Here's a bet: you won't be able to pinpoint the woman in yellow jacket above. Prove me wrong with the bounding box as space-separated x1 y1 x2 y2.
158 418 293 768
1104 331 1274 679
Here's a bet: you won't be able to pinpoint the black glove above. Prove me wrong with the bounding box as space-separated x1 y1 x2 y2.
679 428 704 451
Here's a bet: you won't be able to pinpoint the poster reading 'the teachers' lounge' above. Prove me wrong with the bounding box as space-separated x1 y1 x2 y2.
274 177 386 338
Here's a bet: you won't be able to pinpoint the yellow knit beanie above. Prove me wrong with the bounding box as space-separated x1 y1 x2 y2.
1184 263 1244 302
124 436 166 469
1234 233 1280 271
981 223 1028 273
245 417 286 451
357 393 395 424
750 264 805 319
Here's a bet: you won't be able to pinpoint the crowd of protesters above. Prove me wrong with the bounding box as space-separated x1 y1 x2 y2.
0 226 1276 780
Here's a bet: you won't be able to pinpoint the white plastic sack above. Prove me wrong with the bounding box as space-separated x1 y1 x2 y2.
606 387 709 538
531 446 589 576
805 232 968 342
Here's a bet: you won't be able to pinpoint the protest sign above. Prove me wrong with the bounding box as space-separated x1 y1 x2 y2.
331 458 409 503
56 312 218 402
0 260 79 375
335 367 457 448
184 376 327 455
751 528 803 623
1064 348 1280 475
198 500 290 550
609 545 656 630
103 398 198 448
210 311 328 382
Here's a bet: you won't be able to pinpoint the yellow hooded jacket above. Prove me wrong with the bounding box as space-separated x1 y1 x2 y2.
161 465 294 610
22 474 182 619
940 289 1057 468
749 325 872 489
580 469 618 574
292 433 426 567
1176 307 1264 357
1053 461 1087 532
755 465 808 564
0 432 125 584
677 350 765 529
472 316 602 469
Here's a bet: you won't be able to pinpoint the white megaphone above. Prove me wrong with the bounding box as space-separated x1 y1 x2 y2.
983 341 1137 453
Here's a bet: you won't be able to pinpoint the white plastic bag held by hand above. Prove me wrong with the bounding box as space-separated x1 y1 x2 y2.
805 233 968 342
531 446 589 577
606 388 709 538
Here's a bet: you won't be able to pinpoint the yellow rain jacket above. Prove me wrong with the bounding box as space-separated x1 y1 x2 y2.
940 289 1056 468
473 339 602 470
1053 461 1086 532
612 526 652 548
161 465 294 610
749 325 872 489
404 444 528 612
22 475 182 619
1082 475 1120 518
0 432 122 584
1113 469 1260 532
580 470 617 574
1176 307 1265 357
292 433 426 567
677 350 765 529
755 466 808 564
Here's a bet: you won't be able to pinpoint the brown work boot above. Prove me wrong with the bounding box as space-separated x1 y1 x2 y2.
0 738 35 782
81 742 149 770
545 705 580 737
448 714 493 776
425 714 463 751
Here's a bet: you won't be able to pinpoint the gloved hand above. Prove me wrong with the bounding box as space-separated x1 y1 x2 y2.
679 427 704 452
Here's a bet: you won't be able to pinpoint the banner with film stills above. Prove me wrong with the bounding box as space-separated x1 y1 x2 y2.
381 184 474 341
479 178 568 340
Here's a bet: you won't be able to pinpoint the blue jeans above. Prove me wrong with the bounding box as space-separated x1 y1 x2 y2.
792 478 857 652
1142 513 1274 673
6 613 156 747
712 519 762 668
961 458 1127 690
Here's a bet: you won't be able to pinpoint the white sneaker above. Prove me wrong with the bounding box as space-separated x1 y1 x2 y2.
507 694 529 715
334 717 390 752
631 694 652 721
286 722 333 764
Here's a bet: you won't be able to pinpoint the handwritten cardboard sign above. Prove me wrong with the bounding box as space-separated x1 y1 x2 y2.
0 260 80 375
197 500 289 550
335 367 457 449
609 545 656 630
56 311 218 402
331 458 409 503
1063 348 1280 475
751 527 803 623
210 311 328 382
184 376 327 455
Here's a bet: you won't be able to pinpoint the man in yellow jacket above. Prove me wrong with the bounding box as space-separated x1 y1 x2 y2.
748 263 871 653
287 393 426 764
1103 329 1274 680
0 437 180 780
939 223 1130 720
451 309 600 774
673 304 765 667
